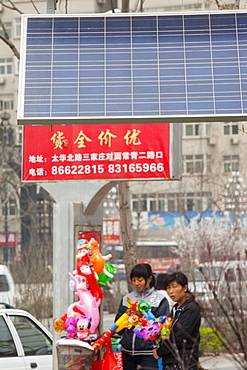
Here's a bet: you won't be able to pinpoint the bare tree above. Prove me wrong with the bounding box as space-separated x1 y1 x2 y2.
119 182 137 292
207 0 241 9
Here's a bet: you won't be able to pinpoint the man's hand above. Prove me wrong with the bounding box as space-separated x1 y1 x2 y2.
153 348 161 360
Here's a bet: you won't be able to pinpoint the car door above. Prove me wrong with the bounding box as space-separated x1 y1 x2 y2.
8 314 53 370
0 315 27 370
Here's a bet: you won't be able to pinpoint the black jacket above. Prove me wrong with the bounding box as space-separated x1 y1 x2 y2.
114 287 170 356
156 299 201 368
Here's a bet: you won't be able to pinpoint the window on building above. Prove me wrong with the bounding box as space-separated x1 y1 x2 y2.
158 199 165 212
0 58 13 75
167 199 175 212
0 22 12 38
1 196 16 217
0 95 14 111
140 200 147 211
184 154 204 174
178 198 185 211
224 124 238 135
206 155 211 173
185 124 202 136
223 155 239 173
149 200 157 211
132 200 138 212
193 198 202 210
9 198 16 216
15 18 21 38
132 191 212 213
187 199 194 211
131 194 147 212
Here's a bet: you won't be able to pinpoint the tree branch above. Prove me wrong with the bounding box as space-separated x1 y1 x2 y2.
0 32 20 59
0 0 23 14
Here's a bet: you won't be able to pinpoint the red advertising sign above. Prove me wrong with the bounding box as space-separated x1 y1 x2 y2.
0 232 21 245
22 122 170 181
103 219 121 245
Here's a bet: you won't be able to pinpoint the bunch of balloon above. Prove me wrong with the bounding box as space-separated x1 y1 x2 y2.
53 238 117 341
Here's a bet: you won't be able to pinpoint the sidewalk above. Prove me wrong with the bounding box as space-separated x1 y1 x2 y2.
200 354 241 369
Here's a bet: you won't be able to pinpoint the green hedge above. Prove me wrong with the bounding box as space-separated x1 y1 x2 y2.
199 328 224 355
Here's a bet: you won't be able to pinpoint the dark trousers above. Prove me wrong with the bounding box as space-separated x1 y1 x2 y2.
122 352 159 370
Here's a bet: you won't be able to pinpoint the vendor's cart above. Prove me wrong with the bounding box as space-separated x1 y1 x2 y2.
56 339 96 370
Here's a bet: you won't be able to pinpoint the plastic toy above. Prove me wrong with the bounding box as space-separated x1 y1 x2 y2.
53 314 68 334
160 317 172 340
76 316 92 341
134 322 161 341
91 298 172 349
64 315 77 339
134 315 172 342
76 263 103 301
91 298 153 350
90 240 113 276
97 263 117 287
67 272 101 333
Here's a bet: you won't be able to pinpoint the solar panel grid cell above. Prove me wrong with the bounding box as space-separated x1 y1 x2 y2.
19 12 247 121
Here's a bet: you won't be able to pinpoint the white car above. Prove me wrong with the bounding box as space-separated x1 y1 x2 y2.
0 304 53 370
0 264 16 307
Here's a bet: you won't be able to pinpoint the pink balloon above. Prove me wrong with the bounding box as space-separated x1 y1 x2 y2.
67 273 101 333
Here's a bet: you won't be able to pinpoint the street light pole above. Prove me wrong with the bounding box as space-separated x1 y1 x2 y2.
47 0 58 14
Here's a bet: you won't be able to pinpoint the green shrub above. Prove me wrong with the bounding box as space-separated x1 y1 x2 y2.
199 328 224 355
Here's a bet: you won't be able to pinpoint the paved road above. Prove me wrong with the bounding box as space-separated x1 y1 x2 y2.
102 312 115 332
102 313 241 370
200 355 241 370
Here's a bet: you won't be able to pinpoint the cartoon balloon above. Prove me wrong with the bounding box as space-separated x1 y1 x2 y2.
90 240 113 276
134 322 161 341
67 272 101 333
98 264 117 287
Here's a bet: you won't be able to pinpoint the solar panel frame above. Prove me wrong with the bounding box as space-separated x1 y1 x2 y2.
17 10 247 124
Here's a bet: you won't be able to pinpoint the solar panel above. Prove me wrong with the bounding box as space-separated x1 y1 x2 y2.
18 11 247 124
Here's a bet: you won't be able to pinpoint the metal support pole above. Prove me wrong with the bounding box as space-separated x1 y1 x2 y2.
40 181 115 369
47 0 57 14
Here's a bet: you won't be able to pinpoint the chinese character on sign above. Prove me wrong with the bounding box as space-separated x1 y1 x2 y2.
0 233 6 243
103 219 121 245
124 129 142 145
50 131 66 150
74 130 92 148
98 129 117 148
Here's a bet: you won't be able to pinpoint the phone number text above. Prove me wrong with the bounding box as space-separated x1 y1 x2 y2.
51 163 165 175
